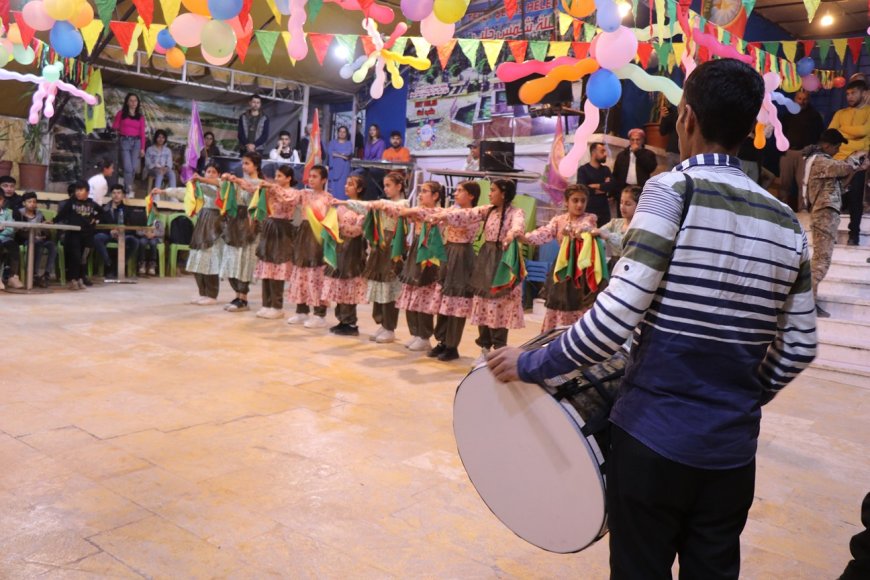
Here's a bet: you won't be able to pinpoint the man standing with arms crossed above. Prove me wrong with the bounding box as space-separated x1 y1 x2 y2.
488 59 818 579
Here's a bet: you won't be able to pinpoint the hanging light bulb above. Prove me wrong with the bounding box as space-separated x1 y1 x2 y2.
820 13 834 26
617 1 632 18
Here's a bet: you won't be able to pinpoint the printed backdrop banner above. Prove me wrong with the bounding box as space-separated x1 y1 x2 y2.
462 0 555 40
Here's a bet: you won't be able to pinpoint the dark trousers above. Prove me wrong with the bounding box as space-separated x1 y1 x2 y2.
138 238 160 263
0 239 20 277
261 279 284 309
94 232 140 269
406 310 434 339
476 326 509 350
372 301 399 331
335 303 358 326
63 233 87 281
607 426 755 580
229 277 249 295
587 193 611 228
845 170 866 243
841 492 870 580
434 315 467 349
194 273 219 298
296 303 327 317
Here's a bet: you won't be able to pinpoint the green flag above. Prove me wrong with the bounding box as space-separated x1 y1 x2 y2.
491 240 526 294
416 222 447 269
391 217 407 262
248 186 269 222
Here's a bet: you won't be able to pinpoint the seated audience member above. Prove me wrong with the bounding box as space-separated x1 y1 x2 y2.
87 159 115 205
0 176 22 213
94 184 140 278
382 131 411 163
270 130 300 163
0 193 23 289
54 181 101 290
612 128 658 197
145 130 176 189
16 191 57 288
137 202 164 276
197 131 221 174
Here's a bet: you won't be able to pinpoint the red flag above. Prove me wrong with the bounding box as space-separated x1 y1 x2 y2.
0 0 9 33
360 35 377 55
238 0 253 28
236 31 252 63
303 109 322 184
308 33 334 65
636 42 653 68
847 37 863 64
110 21 138 53
571 42 589 58
508 40 528 62
437 39 457 69
12 11 35 47
801 40 815 59
132 0 153 27
504 0 518 18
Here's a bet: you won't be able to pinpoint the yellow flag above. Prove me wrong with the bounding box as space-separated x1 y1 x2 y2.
124 23 144 65
265 0 283 23
832 38 847 65
781 41 797 62
548 41 571 58
84 69 105 133
558 11 573 35
81 20 104 56
672 42 685 65
159 0 181 23
142 21 165 57
481 39 504 70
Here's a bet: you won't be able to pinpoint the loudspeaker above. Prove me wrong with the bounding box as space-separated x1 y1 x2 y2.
81 138 121 180
480 141 516 172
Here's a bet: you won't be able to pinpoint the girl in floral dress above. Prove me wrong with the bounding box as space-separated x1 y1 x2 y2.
322 176 368 336
593 185 640 265
220 152 262 312
439 179 526 365
254 165 300 319
186 163 224 305
427 181 481 362
519 184 599 332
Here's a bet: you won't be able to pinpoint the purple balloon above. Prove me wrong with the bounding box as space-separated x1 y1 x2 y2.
401 0 433 21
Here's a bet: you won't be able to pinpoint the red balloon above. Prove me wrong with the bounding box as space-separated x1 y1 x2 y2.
832 76 846 89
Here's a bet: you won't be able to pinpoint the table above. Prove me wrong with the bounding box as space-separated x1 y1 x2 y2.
0 221 80 293
95 224 154 284
427 168 542 192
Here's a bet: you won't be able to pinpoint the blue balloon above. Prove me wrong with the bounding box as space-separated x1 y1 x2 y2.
796 56 815 77
208 0 243 20
595 0 621 32
157 29 176 49
49 21 83 59
586 69 622 109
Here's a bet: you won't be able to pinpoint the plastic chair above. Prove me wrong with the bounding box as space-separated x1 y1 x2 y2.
17 208 65 284
167 212 196 277
523 239 559 305
88 240 138 278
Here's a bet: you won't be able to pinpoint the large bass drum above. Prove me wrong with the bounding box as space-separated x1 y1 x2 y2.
453 328 627 553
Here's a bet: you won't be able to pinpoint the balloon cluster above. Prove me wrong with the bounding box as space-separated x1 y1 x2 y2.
400 0 471 46
796 57 820 92
755 72 789 151
0 62 97 124
22 0 94 59
164 0 253 68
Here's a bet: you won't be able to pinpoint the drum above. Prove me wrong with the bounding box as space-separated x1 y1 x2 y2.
453 328 627 553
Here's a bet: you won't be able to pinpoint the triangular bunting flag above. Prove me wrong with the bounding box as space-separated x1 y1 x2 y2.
655 0 666 35
281 30 295 62
141 20 163 57
832 38 847 65
437 39 457 69
801 40 815 58
457 38 480 68
507 39 527 62
781 41 797 61
110 20 138 54
237 0 253 28
132 0 153 28
411 37 431 59
572 19 582 41
265 0 283 23
95 0 117 30
335 34 358 62
360 35 377 55
0 0 8 33
742 0 755 15
529 40 548 61
124 22 143 64
159 0 180 23
636 42 653 68
308 33 334 65
847 37 863 64
12 11 35 47
865 37 870 60
672 42 685 65
390 36 408 56
558 11 573 36
504 0 518 18
236 30 252 63
572 41 590 58
308 0 324 21
255 30 280 64
762 41 779 57
655 42 672 71
803 0 820 22
548 41 571 57
481 39 504 70
81 20 104 55
817 39 831 63
667 0 677 36
583 23 596 41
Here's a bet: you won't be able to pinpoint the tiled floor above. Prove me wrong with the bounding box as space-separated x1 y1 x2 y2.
1 278 867 578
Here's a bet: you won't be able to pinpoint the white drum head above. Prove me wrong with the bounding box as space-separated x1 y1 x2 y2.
453 365 607 554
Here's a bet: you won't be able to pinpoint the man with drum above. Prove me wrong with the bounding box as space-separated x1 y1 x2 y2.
487 59 818 579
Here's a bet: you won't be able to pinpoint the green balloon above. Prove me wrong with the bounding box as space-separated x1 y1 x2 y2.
13 44 36 66
200 20 236 59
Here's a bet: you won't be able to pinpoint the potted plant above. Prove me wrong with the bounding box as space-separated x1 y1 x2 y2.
643 92 669 149
19 120 49 190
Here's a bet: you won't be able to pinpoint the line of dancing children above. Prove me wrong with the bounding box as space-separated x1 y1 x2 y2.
181 151 627 364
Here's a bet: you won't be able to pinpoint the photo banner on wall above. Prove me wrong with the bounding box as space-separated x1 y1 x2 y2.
461 0 555 40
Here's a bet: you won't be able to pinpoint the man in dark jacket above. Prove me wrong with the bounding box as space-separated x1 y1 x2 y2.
612 128 658 211
780 89 824 211
658 103 681 168
237 94 270 154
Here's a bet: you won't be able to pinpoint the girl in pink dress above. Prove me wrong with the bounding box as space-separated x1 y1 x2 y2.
322 175 368 336
286 165 335 329
438 179 526 365
519 184 599 332
254 165 300 319
427 181 481 362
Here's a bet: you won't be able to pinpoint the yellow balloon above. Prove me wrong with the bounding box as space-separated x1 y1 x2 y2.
44 0 77 21
70 2 95 29
433 0 469 24
7 24 22 45
166 46 186 68
181 0 212 16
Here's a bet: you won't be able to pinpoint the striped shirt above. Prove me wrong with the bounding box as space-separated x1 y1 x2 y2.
518 154 817 469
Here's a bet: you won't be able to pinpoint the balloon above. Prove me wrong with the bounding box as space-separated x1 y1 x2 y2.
833 76 846 89
801 74 820 92
496 56 578 82
170 13 209 48
13 44 36 65
753 122 766 150
770 92 800 114
201 46 234 66
229 15 254 40
762 71 780 93
326 0 396 24
154 43 168 55
288 0 308 60
589 35 599 60
44 0 76 21
519 58 599 105
796 57 815 77
421 11 455 46
50 21 84 58
275 0 292 15
22 1 56 32
200 20 236 58
208 0 243 20
181 0 211 16
157 29 176 49
614 63 682 105
7 24 22 45
433 0 469 24
70 1 94 28
586 69 621 108
0 44 9 68
166 46 186 68
559 100 600 177
780 74 801 93
561 0 596 18
341 55 369 79
402 0 434 20
692 27 753 64
594 0 621 32
594 26 638 71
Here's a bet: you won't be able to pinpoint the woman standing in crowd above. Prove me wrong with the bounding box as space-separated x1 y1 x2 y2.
363 124 386 161
327 126 354 198
112 93 146 194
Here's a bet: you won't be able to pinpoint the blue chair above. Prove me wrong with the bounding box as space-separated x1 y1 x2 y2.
523 239 560 305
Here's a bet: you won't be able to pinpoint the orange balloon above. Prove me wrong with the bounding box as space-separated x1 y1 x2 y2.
7 23 22 45
519 58 599 105
561 0 596 18
166 46 186 68
753 122 766 150
181 0 211 16
70 2 94 28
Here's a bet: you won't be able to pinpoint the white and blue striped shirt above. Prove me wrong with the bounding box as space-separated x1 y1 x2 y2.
518 154 817 469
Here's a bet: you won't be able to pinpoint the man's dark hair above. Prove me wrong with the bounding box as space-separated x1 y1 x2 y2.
846 79 867 92
588 142 604 154
390 131 402 138
278 130 291 138
250 94 262 102
21 191 37 202
683 59 765 151
68 181 89 195
109 182 126 193
0 175 17 185
819 128 847 146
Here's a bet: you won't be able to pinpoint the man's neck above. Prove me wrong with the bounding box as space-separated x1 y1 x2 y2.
392 145 402 150
24 209 36 217
112 201 123 209
248 110 260 117
590 159 601 168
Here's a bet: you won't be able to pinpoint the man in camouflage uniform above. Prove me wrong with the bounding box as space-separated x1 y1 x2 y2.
802 129 869 317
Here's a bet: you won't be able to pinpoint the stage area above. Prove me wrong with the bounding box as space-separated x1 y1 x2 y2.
0 278 867 577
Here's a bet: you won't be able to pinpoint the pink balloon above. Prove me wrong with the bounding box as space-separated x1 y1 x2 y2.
169 13 209 48
420 11 454 47
559 100 600 178
801 74 820 92
229 15 254 39
201 46 233 66
154 44 168 55
288 0 308 60
401 0 433 21
22 1 56 32
589 35 599 60
595 26 638 71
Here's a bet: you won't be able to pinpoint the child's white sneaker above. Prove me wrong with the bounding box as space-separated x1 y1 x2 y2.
304 315 327 329
375 330 396 343
7 275 23 289
472 348 491 368
255 307 270 318
369 325 385 341
403 336 417 348
261 308 283 319
286 313 308 325
196 297 218 305
408 337 432 352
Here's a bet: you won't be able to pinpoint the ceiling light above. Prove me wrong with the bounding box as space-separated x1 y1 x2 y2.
820 13 834 26
617 2 632 18
334 45 350 60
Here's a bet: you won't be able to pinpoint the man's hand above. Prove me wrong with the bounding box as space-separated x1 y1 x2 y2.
246 143 256 153
486 347 523 383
